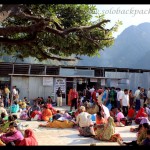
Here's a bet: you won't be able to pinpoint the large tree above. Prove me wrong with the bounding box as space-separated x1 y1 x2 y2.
0 4 121 61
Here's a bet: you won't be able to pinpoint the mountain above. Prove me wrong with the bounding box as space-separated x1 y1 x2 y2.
76 22 150 69
1 22 150 69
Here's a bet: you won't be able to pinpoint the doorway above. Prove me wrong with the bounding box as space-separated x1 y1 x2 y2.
66 78 74 105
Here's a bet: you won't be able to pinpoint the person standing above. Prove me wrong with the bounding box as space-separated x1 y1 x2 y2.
70 88 78 111
139 88 145 108
12 86 17 101
117 88 124 109
121 89 130 117
134 87 141 112
56 87 63 107
15 86 20 101
4 85 10 108
108 87 117 108
129 90 135 108
147 88 150 105
102 87 109 106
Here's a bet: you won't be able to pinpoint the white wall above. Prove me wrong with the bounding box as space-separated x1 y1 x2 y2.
11 76 54 102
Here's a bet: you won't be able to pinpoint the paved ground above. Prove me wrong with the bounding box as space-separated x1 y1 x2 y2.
18 106 138 146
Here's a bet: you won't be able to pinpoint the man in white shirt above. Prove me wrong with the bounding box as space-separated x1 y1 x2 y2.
117 88 124 109
76 106 92 127
121 89 130 117
134 87 141 111
12 86 17 101
76 106 95 137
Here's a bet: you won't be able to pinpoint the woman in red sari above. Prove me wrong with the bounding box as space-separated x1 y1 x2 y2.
41 105 52 121
135 107 148 124
19 129 38 146
136 107 148 118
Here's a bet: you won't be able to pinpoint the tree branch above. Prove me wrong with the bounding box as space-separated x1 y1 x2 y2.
0 33 37 44
0 21 48 36
36 46 76 61
45 20 110 37
62 20 110 35
45 27 65 37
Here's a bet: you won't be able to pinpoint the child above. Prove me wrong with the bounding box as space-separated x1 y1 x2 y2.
142 129 150 145
115 108 125 122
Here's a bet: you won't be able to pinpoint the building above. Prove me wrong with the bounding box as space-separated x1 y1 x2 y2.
0 62 150 105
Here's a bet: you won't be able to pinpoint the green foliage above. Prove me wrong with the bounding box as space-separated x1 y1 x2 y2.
1 4 121 61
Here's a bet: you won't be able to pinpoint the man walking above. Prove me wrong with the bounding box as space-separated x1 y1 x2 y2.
56 87 63 107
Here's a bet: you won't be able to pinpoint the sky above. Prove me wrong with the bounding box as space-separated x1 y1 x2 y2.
93 5 150 38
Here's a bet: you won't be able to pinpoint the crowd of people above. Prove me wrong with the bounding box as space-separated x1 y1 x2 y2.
0 85 150 146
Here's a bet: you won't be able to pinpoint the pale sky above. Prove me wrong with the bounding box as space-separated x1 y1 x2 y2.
93 5 150 38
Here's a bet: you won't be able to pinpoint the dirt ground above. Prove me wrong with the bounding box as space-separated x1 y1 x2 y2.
18 106 138 146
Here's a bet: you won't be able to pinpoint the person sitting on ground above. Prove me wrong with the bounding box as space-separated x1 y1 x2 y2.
0 102 8 116
0 112 8 125
114 108 125 127
62 110 72 120
10 101 19 113
0 115 15 133
119 124 143 146
109 107 116 120
95 116 123 142
48 104 57 115
0 122 24 146
96 112 107 126
18 100 26 110
130 117 150 132
137 123 150 145
52 110 63 121
140 117 150 125
135 107 148 124
18 129 38 146
142 129 150 145
143 104 150 118
127 106 136 121
75 106 95 137
39 111 75 129
94 112 107 131
47 96 57 106
20 106 30 120
23 97 30 105
27 100 41 120
121 123 150 146
41 105 52 121
40 97 45 106
46 96 53 104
